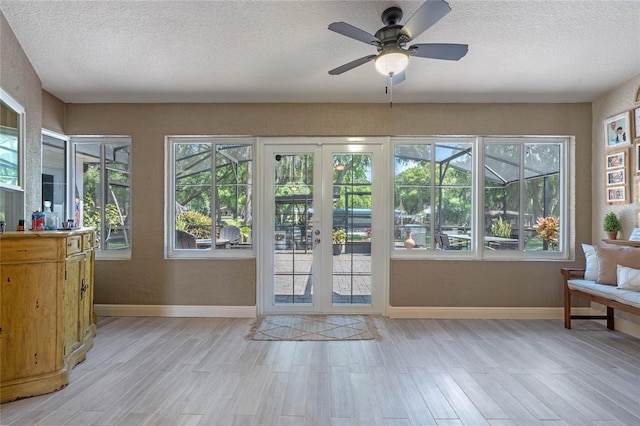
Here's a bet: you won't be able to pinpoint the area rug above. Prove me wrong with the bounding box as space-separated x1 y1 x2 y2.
246 315 382 341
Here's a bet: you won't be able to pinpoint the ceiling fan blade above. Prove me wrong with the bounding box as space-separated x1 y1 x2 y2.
387 71 406 86
409 43 468 60
328 55 377 75
328 22 381 46
399 0 451 40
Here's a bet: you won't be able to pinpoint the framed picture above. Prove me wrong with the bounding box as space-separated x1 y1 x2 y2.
607 169 625 185
629 228 640 241
604 111 630 148
606 185 626 204
605 150 626 169
634 107 640 140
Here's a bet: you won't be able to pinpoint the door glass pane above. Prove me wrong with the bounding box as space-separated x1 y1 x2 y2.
332 153 372 305
274 153 313 304
42 134 66 221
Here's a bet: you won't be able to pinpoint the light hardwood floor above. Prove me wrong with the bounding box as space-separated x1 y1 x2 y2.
1 317 639 426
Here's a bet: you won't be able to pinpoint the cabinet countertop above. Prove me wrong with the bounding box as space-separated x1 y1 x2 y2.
0 228 93 239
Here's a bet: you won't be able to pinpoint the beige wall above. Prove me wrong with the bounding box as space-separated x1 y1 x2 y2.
1 9 597 311
65 102 592 308
0 11 42 215
592 74 640 325
592 74 640 240
42 90 66 134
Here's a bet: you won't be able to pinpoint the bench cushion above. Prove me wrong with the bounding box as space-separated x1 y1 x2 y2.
595 246 640 285
568 279 640 310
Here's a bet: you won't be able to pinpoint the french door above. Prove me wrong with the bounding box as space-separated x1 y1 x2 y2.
260 139 385 314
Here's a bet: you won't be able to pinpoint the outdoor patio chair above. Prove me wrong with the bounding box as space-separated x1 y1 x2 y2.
219 225 241 248
440 234 464 250
175 230 197 249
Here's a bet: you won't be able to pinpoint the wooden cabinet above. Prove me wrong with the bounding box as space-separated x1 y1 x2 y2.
0 229 96 403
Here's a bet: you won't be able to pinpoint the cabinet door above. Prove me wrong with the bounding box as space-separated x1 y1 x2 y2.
63 255 83 357
0 263 61 380
80 250 94 339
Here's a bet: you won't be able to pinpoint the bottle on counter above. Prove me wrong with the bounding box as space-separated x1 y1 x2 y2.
43 201 59 230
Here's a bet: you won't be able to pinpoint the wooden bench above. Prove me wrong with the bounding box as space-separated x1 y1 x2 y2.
561 268 640 329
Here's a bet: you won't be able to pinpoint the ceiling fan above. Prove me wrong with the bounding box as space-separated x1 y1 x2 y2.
328 0 468 86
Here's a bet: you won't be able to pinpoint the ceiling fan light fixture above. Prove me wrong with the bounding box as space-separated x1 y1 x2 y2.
374 50 409 76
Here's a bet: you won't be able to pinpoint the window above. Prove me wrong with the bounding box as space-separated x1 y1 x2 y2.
72 137 131 258
483 138 565 255
166 137 254 258
0 88 24 189
393 136 568 259
0 88 25 229
394 139 473 251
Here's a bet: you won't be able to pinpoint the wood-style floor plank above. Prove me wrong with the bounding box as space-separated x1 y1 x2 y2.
1 317 639 426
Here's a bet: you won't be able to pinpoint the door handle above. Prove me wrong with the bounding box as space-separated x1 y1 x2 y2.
314 238 321 244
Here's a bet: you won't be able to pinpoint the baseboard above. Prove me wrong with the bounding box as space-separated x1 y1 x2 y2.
94 304 257 318
387 306 594 320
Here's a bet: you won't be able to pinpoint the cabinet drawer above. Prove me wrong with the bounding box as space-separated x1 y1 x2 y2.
66 236 83 256
0 238 61 262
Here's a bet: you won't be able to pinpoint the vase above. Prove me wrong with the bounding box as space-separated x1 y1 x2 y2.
333 243 343 255
605 231 618 240
404 230 415 249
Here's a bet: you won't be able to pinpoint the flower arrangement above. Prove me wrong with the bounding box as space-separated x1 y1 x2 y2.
332 229 347 244
365 227 372 237
533 216 559 250
275 232 286 241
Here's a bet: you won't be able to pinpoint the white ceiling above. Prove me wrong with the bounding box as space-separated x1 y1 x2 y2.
1 0 639 104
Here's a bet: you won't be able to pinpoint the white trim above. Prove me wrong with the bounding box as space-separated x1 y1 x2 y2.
95 304 257 318
388 306 594 319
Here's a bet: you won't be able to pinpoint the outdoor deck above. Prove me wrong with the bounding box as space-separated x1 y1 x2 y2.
273 252 372 304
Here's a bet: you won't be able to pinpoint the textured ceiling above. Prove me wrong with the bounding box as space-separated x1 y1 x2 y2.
1 0 639 104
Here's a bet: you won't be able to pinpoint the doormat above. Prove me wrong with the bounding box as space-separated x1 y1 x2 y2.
246 315 383 341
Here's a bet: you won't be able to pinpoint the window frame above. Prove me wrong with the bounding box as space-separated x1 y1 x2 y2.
391 136 571 261
71 136 132 260
165 136 256 259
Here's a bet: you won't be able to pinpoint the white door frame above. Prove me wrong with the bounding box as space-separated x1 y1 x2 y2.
257 137 388 315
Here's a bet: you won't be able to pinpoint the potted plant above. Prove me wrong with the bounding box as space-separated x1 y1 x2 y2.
603 212 621 240
275 231 287 249
332 229 346 255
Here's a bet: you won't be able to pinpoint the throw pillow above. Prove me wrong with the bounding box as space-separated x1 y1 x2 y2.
582 244 598 281
595 246 640 285
617 265 640 291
